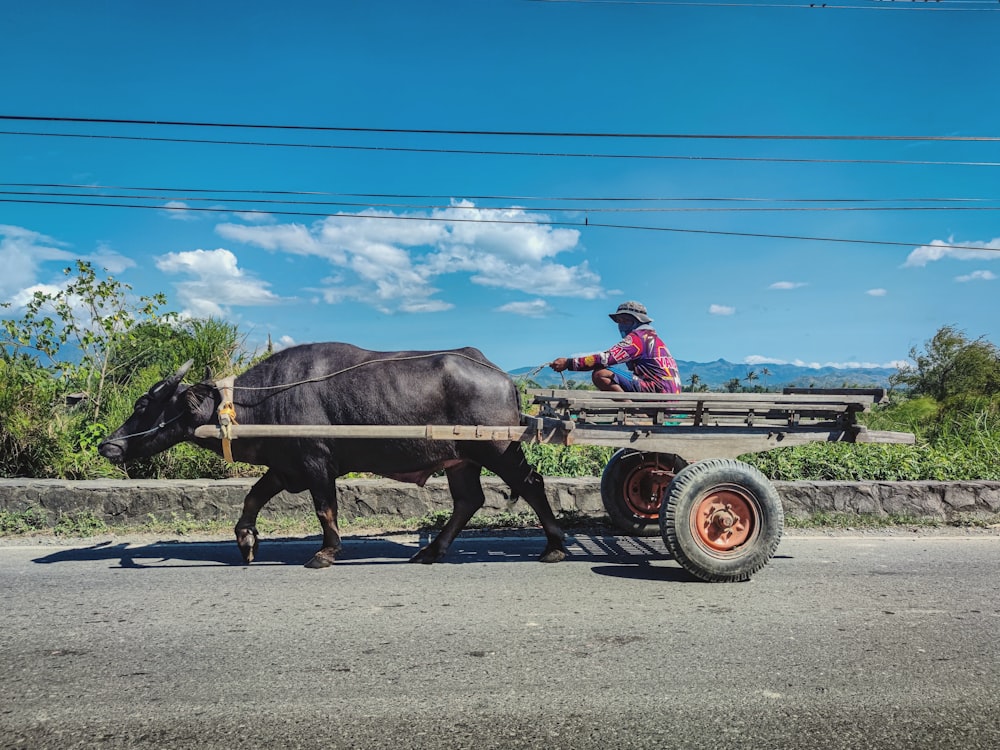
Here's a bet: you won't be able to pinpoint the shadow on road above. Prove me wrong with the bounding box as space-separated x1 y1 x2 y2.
29 536 415 568
28 532 692 575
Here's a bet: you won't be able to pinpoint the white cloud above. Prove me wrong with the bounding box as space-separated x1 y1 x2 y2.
903 237 1000 267
866 288 887 297
0 226 141 315
214 202 599 314
218 221 336 259
8 283 65 309
709 304 735 316
821 361 898 369
234 211 275 224
956 270 996 283
155 248 283 318
162 201 199 221
0 224 75 303
744 355 904 369
496 299 553 317
769 281 807 290
86 244 135 275
744 355 787 366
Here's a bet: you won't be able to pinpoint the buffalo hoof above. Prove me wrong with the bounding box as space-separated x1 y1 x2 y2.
304 548 339 569
409 545 444 565
539 545 567 563
235 526 259 565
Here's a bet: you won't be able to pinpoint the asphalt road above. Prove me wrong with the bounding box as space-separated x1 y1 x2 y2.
2 529 999 750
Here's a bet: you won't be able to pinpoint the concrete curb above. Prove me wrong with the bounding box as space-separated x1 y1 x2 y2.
2 477 999 526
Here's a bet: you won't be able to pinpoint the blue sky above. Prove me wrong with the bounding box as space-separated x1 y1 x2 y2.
1 0 998 373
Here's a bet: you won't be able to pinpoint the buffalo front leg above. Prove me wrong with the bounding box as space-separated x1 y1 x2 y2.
410 463 485 564
304 482 342 569
495 445 567 563
235 470 284 565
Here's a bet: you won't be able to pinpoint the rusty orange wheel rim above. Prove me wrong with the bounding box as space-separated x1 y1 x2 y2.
690 484 759 553
624 465 674 520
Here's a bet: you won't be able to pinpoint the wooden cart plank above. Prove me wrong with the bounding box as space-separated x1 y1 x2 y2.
193 419 914 462
194 424 536 442
528 389 879 407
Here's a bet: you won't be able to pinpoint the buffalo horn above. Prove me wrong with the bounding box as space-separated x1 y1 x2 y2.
150 359 196 398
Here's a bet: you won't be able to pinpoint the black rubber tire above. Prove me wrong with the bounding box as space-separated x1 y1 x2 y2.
600 449 688 536
660 458 784 583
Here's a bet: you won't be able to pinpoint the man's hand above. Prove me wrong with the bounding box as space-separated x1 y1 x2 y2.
550 357 569 372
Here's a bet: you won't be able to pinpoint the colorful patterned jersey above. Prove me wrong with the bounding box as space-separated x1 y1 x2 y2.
568 325 681 393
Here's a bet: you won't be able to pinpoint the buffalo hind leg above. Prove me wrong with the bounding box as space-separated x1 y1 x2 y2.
235 469 284 564
410 462 485 564
493 444 567 563
304 482 342 569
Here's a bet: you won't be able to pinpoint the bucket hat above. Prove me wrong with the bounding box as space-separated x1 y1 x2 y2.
609 300 652 324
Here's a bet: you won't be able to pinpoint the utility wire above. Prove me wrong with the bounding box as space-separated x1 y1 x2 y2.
3 130 1000 168
2 115 999 141
3 183 996 204
2 196 997 254
528 0 1000 11
5 189 1000 213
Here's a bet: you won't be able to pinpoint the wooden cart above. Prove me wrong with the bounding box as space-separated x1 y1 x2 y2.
195 387 914 583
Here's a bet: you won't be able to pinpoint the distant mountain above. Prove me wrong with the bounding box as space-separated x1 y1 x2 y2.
510 358 899 390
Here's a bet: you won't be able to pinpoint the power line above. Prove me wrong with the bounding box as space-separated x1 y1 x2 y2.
2 115 999 141
5 189 1000 214
2 195 997 254
4 130 1000 168
3 182 997 204
528 0 1000 11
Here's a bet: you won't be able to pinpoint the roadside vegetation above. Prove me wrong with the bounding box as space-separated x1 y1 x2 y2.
0 506 603 539
1 263 998 486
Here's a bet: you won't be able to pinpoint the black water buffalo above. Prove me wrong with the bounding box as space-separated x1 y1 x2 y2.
98 343 566 568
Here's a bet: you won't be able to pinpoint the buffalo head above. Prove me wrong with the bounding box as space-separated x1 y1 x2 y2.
98 360 216 464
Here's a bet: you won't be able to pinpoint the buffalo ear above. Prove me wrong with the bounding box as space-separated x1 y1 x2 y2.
184 382 215 414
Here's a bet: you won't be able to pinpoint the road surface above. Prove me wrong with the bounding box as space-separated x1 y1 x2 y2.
2 530 999 749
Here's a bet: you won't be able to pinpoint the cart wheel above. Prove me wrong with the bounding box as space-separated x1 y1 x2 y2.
660 458 783 583
600 450 688 536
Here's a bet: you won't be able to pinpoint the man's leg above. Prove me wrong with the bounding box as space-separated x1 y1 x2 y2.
593 368 647 392
591 368 623 391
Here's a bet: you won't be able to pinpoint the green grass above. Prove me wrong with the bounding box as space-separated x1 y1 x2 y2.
785 512 937 529
53 511 109 537
0 507 48 534
785 511 1000 530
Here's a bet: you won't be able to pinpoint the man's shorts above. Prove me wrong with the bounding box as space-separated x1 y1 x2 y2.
610 368 679 394
610 370 646 392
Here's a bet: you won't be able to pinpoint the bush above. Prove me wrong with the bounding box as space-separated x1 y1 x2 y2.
522 443 615 477
0 508 48 534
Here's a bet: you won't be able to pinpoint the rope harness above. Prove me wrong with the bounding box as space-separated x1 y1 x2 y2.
110 413 184 442
215 375 238 463
207 351 513 463
114 353 557 463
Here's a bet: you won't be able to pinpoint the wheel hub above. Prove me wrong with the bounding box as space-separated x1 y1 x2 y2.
625 468 673 519
693 488 757 551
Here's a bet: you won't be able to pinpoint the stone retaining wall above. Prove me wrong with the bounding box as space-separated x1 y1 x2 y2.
2 477 999 526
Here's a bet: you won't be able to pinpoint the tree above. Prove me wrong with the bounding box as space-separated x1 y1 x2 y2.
109 317 249 384
761 367 772 391
1 261 170 419
724 377 742 393
744 370 759 391
892 325 1000 402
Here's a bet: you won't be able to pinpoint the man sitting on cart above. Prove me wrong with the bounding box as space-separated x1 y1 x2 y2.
550 301 682 393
